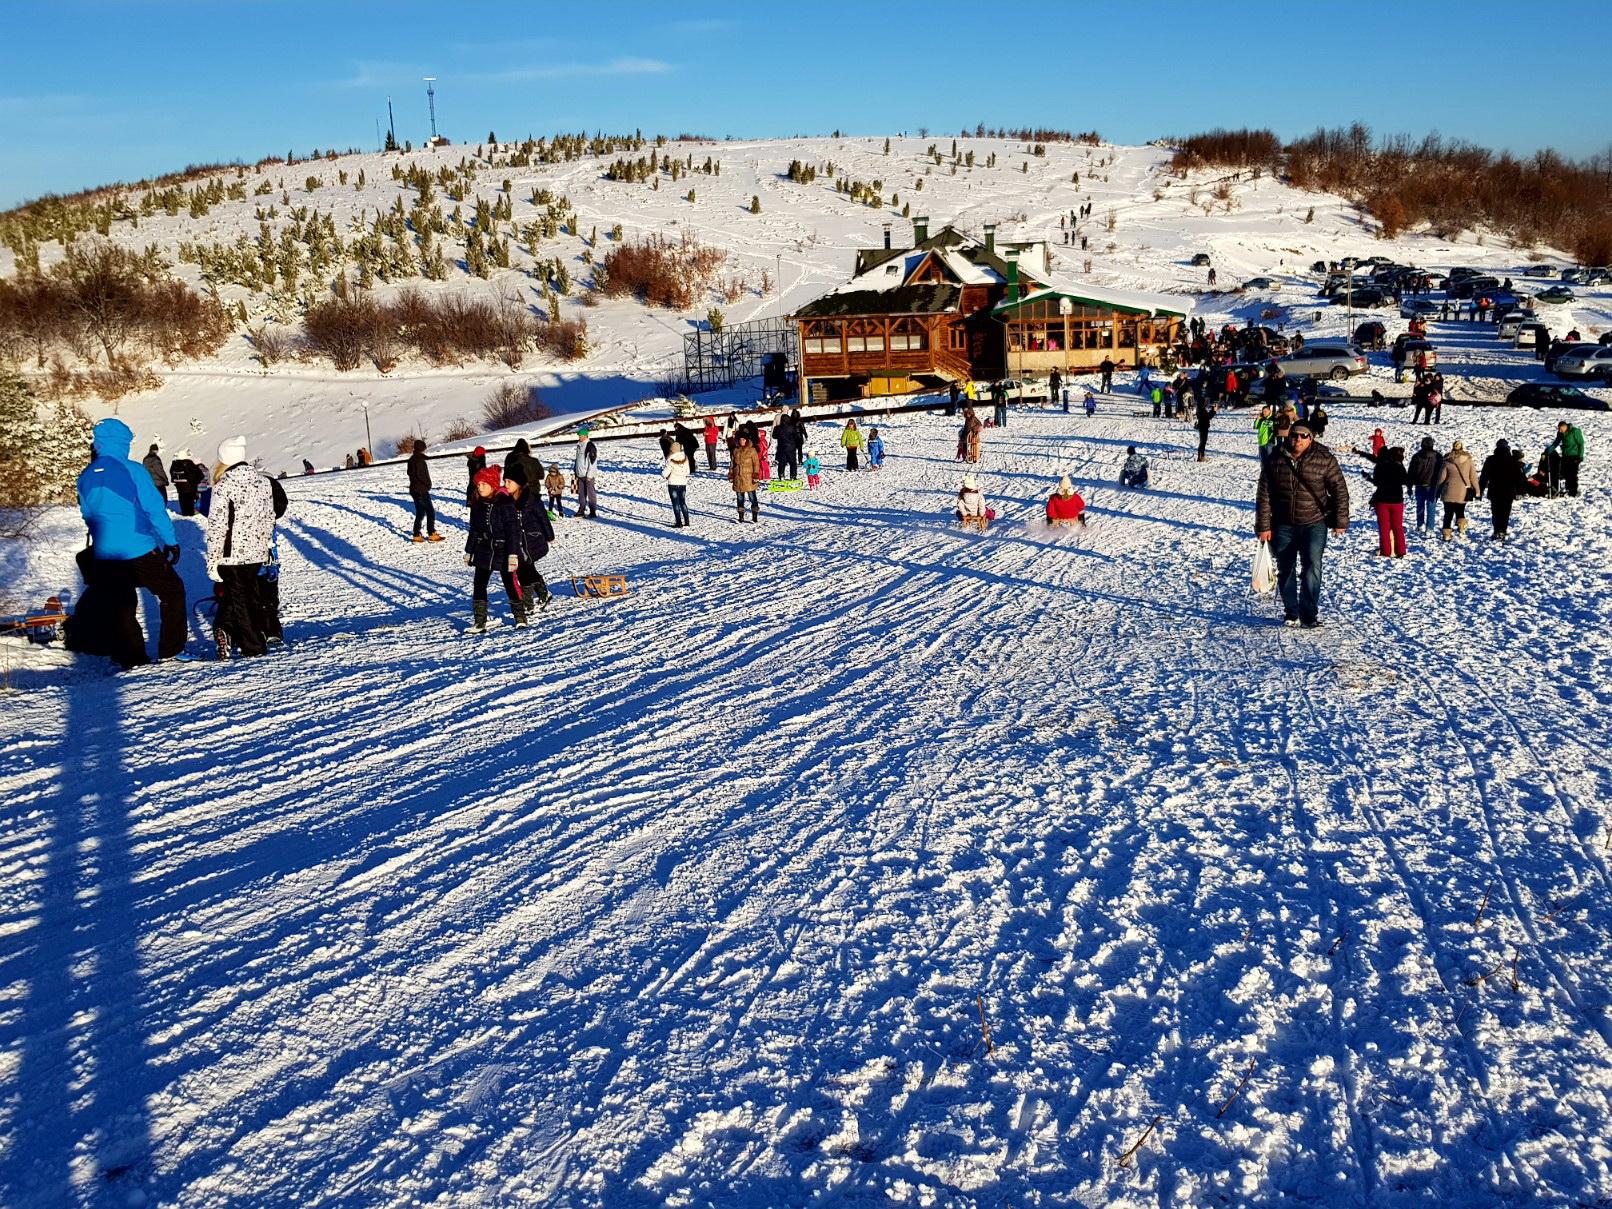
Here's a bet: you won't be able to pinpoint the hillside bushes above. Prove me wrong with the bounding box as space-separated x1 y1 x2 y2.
0 367 92 531
299 288 582 372
0 240 231 398
1172 123 1612 261
599 232 725 310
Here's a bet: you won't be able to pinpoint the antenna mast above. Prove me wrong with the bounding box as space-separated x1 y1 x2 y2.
387 96 396 146
423 77 438 140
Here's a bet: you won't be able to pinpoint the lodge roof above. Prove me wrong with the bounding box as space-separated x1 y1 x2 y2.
794 283 961 318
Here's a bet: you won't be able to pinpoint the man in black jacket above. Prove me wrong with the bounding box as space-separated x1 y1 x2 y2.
1255 423 1350 628
169 449 204 516
407 440 441 542
503 439 543 498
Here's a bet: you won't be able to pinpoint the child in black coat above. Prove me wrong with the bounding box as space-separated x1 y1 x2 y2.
506 465 555 611
465 466 524 629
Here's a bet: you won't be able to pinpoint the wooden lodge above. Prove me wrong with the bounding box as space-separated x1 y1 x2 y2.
792 217 1191 402
994 284 1190 376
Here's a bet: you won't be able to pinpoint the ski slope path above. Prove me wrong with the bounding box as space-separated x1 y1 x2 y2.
2 400 1611 1208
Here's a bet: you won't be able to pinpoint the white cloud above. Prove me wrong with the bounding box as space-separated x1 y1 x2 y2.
465 57 674 84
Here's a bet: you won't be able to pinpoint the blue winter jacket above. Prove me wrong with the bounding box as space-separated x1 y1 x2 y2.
77 418 177 560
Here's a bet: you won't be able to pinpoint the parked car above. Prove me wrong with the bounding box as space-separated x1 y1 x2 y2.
1190 252 1212 266
1519 264 1556 277
1277 343 1369 381
1504 383 1608 411
1497 310 1532 338
1560 268 1587 284
1548 342 1603 377
996 376 1051 405
1363 255 1393 266
1536 286 1576 304
1311 260 1328 274
1515 321 1551 349
1400 298 1441 319
1337 288 1390 308
1353 320 1387 349
1420 270 1448 289
1391 335 1438 371
1241 277 1276 290
1583 269 1611 286
1448 276 1501 299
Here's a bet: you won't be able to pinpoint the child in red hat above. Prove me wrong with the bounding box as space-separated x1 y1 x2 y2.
465 466 524 630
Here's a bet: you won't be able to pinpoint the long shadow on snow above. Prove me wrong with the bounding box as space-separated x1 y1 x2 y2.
0 678 156 1208
110 555 945 1190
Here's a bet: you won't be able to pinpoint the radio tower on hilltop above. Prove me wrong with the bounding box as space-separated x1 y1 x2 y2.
423 77 445 146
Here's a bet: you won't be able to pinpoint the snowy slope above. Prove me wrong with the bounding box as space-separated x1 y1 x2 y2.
6 136 1607 472
3 396 1611 1207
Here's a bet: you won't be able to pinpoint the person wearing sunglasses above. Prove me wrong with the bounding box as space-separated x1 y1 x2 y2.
1254 423 1350 629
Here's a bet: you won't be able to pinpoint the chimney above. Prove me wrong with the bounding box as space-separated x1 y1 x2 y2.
983 222 997 255
913 215 929 243
882 222 892 250
1005 248 1020 303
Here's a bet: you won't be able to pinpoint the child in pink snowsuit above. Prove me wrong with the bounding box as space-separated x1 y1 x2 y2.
758 427 771 482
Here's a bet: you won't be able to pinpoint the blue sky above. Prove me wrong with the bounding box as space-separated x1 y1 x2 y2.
2 0 1607 209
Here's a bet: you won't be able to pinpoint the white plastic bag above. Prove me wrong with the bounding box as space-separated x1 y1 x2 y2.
1251 541 1277 595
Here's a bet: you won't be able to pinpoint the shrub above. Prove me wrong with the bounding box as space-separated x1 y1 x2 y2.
537 317 588 361
303 295 376 371
441 417 477 442
0 368 93 531
1169 128 1281 173
482 379 551 429
250 323 292 366
599 231 725 310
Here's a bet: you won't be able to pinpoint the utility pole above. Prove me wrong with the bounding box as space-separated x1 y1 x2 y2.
387 96 396 147
424 77 438 141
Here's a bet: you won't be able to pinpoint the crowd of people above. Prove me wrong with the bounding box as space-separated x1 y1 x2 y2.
54 375 1593 663
67 419 286 668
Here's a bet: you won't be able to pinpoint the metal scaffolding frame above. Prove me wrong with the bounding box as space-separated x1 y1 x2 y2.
680 316 798 397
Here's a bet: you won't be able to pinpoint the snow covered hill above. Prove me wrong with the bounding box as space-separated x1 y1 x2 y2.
6 135 1608 472
3 396 1610 1207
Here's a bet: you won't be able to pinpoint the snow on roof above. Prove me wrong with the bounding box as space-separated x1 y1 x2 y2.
939 250 998 285
996 275 1193 319
829 249 931 295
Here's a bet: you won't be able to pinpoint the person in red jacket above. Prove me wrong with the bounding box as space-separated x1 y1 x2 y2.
1045 475 1087 526
702 416 720 470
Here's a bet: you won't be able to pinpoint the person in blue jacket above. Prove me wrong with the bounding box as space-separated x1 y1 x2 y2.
73 417 187 666
866 427 886 470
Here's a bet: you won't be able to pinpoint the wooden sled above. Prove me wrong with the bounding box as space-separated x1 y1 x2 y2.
570 574 629 599
0 595 67 638
958 515 990 533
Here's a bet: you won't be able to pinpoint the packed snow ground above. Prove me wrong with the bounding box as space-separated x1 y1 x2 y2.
3 395 1611 1208
6 135 1607 471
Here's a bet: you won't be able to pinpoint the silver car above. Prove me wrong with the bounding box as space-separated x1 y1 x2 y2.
1554 345 1612 380
1276 343 1369 381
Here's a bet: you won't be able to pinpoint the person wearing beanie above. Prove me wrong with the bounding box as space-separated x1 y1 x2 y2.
465 445 487 506
141 442 170 499
206 434 284 658
406 439 441 542
503 438 544 501
68 417 186 667
1407 435 1445 534
543 462 566 517
956 473 989 527
573 429 600 518
1120 446 1150 489
504 465 555 614
1046 475 1087 526
169 447 205 516
464 465 523 630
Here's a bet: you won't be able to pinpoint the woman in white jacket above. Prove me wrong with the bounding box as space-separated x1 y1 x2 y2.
205 435 282 657
662 445 692 527
955 473 988 526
